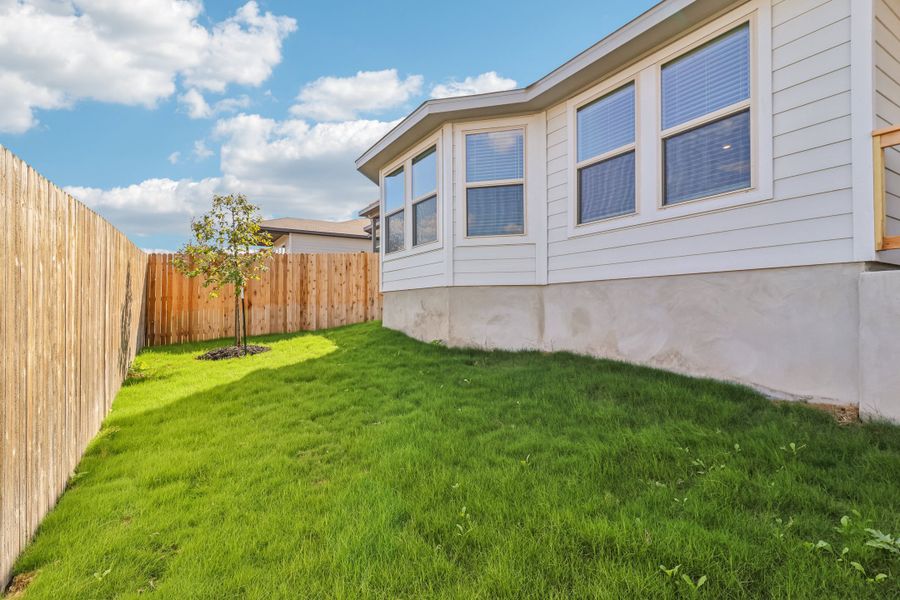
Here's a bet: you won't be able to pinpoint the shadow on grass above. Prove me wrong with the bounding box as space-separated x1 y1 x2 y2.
11 322 900 599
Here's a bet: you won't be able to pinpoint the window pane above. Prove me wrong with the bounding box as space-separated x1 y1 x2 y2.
664 109 751 205
385 210 404 253
412 147 437 198
466 185 524 236
384 168 404 212
466 130 523 182
413 195 437 246
579 151 636 223
577 83 635 162
662 24 750 130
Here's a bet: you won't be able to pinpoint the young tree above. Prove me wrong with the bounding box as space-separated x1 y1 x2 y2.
174 194 273 353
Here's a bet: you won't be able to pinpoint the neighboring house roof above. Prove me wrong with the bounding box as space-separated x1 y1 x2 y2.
356 0 735 182
358 200 380 219
260 217 371 239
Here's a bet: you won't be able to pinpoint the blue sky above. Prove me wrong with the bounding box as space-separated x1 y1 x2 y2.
0 0 656 250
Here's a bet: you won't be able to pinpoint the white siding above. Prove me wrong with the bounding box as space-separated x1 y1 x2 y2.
379 0 875 292
544 0 855 284
875 0 900 237
382 247 446 291
285 232 370 254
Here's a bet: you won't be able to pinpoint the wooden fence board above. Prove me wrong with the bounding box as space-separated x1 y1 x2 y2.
142 252 381 346
0 145 383 588
0 145 147 588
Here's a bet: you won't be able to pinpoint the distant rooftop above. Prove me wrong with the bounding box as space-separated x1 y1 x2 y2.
259 217 371 239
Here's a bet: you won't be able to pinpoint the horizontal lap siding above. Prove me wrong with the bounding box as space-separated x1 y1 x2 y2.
454 243 536 286
876 0 900 236
546 0 854 284
382 247 445 291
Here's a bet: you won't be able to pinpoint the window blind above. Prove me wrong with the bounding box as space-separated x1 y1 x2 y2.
466 130 524 182
661 24 750 130
413 196 437 245
466 185 524 236
577 83 635 162
664 109 751 205
578 151 636 223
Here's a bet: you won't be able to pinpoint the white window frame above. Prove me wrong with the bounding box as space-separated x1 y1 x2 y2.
379 131 442 260
572 79 640 228
382 166 405 255
462 125 526 239
565 0 772 239
658 22 753 209
454 115 546 247
411 147 439 247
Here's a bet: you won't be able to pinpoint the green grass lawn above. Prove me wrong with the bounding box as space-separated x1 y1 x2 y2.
8 322 900 599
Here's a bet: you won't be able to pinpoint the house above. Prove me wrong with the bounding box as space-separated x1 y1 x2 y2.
260 217 371 253
356 0 900 420
359 199 381 253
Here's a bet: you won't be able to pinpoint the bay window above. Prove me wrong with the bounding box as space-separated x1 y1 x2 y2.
661 23 751 205
465 129 525 237
381 139 441 255
575 83 636 224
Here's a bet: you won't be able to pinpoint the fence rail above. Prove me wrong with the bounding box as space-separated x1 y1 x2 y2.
144 251 381 347
874 124 900 251
0 146 148 587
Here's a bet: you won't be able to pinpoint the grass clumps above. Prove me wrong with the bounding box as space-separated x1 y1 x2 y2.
8 321 900 599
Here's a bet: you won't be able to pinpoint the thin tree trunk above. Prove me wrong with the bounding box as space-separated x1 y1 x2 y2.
242 290 248 355
234 290 240 347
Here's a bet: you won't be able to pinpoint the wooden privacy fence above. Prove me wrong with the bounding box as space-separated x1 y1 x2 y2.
144 252 382 346
0 143 384 589
0 146 148 587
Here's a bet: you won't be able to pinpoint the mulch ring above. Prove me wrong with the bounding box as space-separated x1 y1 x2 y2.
197 345 271 361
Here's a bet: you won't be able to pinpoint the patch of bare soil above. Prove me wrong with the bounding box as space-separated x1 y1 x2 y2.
197 345 271 361
5 571 38 598
809 402 859 425
775 400 860 424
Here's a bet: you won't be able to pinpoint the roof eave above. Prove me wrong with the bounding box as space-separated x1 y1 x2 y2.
260 226 371 240
356 0 738 183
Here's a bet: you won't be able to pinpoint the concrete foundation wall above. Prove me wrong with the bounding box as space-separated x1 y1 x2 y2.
384 263 898 416
859 272 900 421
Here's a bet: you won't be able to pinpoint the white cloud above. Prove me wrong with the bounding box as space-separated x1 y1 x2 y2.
212 114 396 220
181 1 297 93
430 71 517 99
289 69 423 121
192 139 213 159
0 0 295 133
67 113 396 238
66 176 230 237
178 88 212 119
179 89 252 119
168 151 181 164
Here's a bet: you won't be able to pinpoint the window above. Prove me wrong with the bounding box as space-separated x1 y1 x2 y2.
465 129 524 236
412 147 437 246
661 24 751 205
383 167 405 253
575 83 636 223
385 211 404 254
